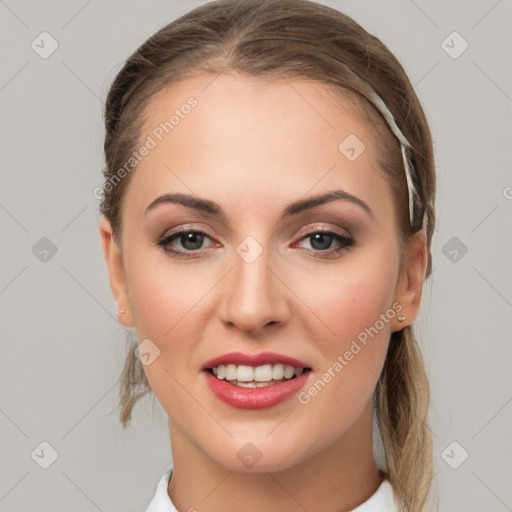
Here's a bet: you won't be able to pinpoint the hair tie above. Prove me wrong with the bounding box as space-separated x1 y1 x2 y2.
323 55 422 229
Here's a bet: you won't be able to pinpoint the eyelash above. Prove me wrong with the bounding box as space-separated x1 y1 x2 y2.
156 228 355 260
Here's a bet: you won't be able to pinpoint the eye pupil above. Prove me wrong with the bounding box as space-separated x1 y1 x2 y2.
310 233 332 250
182 232 204 250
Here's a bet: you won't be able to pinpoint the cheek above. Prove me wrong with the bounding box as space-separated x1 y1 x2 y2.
128 271 180 338
124 247 210 339
123 259 201 413
288 252 396 406
292 254 397 347
121 252 188 379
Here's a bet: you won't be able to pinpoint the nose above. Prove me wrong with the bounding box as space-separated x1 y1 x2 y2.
218 244 290 335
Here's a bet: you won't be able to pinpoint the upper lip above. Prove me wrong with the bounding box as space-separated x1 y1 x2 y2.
201 351 311 370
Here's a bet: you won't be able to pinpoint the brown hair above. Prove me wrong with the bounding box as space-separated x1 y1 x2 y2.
100 1 436 510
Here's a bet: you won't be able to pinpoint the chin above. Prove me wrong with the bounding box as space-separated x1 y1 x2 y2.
203 431 312 474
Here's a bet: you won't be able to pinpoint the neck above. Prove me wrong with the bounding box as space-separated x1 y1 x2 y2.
167 402 382 512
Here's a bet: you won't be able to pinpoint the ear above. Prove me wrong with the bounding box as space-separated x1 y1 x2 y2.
99 216 134 328
392 229 428 332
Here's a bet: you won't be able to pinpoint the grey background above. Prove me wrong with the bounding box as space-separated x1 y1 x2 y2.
1 0 511 511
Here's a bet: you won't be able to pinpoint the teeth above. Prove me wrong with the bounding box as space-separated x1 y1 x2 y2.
236 365 254 382
224 380 283 388
283 365 295 379
236 381 257 388
272 364 284 380
226 364 237 381
211 363 306 384
254 364 272 381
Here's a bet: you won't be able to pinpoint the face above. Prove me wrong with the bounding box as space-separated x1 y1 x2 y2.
100 72 426 473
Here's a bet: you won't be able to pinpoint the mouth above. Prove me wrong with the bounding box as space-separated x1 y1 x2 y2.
205 364 312 388
200 352 313 409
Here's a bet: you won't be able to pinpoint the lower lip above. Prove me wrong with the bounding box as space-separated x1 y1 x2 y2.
203 370 311 409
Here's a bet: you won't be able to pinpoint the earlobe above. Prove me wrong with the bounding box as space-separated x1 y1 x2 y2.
392 229 428 331
99 217 135 327
117 301 134 327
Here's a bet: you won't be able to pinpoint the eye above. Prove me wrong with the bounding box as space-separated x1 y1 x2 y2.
156 229 216 259
296 229 355 256
156 227 355 260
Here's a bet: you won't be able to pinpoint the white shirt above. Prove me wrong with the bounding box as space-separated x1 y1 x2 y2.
145 465 398 512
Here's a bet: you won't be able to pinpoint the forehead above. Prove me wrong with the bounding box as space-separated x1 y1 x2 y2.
124 72 392 221
141 71 367 142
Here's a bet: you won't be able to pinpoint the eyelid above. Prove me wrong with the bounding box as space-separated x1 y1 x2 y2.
159 224 218 241
295 224 352 240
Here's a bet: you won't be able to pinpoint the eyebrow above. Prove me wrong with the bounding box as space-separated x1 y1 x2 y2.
145 190 374 220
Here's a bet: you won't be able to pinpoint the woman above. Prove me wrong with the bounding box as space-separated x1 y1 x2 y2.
98 0 436 510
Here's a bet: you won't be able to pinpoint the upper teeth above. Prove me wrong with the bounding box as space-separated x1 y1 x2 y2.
212 364 303 382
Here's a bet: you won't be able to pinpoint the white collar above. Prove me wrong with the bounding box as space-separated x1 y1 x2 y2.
145 465 398 512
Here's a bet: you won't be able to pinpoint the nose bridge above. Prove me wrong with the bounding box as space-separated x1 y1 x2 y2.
219 236 288 332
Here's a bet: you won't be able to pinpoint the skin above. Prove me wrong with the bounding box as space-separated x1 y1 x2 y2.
100 72 427 512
